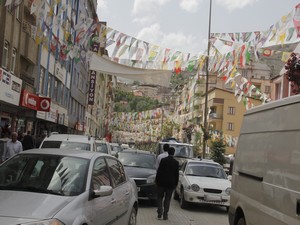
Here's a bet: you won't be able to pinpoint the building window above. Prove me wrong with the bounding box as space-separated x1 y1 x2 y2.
2 41 9 69
11 48 17 74
227 122 234 131
15 6 20 20
228 106 236 115
52 79 58 101
265 85 271 93
39 68 45 95
242 70 248 78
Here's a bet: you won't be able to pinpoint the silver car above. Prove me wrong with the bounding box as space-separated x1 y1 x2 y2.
0 149 138 225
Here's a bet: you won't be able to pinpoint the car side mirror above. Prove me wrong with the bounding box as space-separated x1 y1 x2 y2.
179 171 184 176
227 175 232 181
93 185 113 198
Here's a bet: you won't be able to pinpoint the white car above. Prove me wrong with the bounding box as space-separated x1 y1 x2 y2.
39 133 96 151
174 159 231 211
95 140 112 155
0 149 138 225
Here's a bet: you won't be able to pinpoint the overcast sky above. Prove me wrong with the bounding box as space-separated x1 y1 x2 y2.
97 0 300 54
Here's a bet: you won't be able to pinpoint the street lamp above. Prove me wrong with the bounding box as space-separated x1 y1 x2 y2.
202 0 213 159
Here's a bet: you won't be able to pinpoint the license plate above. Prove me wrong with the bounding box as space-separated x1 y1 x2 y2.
204 195 221 202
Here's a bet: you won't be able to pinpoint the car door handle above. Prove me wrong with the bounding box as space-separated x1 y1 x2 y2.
111 198 116 204
125 190 130 195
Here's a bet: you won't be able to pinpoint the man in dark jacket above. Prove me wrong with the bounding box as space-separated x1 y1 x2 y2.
22 131 35 150
155 147 179 220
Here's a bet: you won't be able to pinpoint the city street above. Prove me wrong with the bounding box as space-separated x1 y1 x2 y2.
137 199 228 225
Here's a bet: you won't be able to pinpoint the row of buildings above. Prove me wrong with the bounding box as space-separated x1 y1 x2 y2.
0 0 114 139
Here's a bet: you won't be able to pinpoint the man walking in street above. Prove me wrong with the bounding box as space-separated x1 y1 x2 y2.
156 143 169 170
2 132 23 162
155 147 179 220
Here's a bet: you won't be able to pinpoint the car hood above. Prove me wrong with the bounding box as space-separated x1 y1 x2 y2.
124 167 156 178
186 176 231 189
0 190 73 220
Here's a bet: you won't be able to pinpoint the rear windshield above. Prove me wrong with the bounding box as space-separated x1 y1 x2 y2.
118 152 156 169
96 143 108 154
41 141 91 151
159 143 193 158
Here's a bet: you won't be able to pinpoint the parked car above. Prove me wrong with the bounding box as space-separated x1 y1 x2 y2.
39 133 96 151
117 149 157 205
0 148 138 225
174 158 231 211
156 139 194 168
95 140 112 155
109 142 123 156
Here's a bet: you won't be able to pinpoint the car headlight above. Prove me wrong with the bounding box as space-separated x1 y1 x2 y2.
225 187 231 195
189 184 200 192
146 174 156 184
20 219 64 225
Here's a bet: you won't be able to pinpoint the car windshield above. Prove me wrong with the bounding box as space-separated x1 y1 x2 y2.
118 152 156 169
41 141 91 151
96 143 108 153
185 163 226 179
160 144 193 158
0 154 89 196
111 145 122 152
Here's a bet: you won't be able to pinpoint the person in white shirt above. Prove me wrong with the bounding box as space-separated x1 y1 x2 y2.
2 132 23 162
156 144 169 169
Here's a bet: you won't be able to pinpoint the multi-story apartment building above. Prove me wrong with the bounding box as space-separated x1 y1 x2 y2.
200 88 262 154
0 0 108 140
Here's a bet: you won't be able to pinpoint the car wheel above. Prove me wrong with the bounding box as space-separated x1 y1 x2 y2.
237 217 246 225
180 189 188 209
128 207 137 225
173 191 179 200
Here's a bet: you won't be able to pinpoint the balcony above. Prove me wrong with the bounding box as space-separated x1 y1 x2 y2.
208 113 222 121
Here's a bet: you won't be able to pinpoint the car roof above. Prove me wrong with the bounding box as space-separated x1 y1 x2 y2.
185 158 222 167
19 148 108 160
42 134 94 142
95 140 108 143
119 149 154 155
159 141 193 146
110 143 120 146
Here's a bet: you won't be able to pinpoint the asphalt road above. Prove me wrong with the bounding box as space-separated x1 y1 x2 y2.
137 198 229 225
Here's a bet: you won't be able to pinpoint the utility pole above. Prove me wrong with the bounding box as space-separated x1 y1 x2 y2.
202 0 212 159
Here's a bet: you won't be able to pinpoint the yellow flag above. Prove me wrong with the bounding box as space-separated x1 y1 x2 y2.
281 52 291 63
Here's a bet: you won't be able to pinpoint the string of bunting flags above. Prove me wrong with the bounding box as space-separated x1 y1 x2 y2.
2 0 300 110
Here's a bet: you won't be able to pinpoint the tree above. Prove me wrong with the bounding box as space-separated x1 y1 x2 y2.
161 119 180 139
210 138 226 166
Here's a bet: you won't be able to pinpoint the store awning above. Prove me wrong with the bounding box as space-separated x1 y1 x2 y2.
89 53 172 87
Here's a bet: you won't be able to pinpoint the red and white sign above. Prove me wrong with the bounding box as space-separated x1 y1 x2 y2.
20 90 51 112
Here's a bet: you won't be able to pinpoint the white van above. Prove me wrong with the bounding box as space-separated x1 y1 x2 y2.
39 133 96 151
228 94 300 225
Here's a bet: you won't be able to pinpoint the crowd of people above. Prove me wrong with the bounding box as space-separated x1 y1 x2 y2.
0 128 45 163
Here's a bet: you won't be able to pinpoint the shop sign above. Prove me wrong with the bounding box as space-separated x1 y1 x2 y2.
36 108 57 123
0 68 22 106
88 70 96 105
54 62 66 84
20 89 51 112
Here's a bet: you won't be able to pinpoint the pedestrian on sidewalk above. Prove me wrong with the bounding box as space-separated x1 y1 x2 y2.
2 132 23 162
22 131 35 150
155 147 179 220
